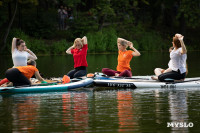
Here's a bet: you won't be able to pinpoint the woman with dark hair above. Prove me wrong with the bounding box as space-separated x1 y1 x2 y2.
102 37 141 77
5 60 46 86
0 37 37 86
12 37 37 67
152 33 187 81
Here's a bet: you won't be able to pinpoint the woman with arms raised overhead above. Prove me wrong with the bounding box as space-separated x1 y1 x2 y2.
102 37 141 77
152 33 187 81
66 36 88 79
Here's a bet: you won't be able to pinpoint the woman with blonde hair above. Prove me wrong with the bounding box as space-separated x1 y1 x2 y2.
102 37 141 77
66 36 88 79
152 33 187 81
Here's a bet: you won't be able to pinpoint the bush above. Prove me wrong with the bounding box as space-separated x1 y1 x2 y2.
7 29 49 54
50 40 71 54
87 27 117 53
116 24 168 51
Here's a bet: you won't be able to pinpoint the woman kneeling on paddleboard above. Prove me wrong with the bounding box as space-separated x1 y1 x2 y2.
102 38 141 77
152 33 187 82
5 60 47 86
0 37 38 86
66 36 88 79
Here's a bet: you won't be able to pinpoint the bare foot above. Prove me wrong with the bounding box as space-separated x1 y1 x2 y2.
115 73 119 77
151 76 158 80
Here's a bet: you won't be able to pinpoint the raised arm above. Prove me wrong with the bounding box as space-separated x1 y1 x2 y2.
82 36 87 45
175 34 187 54
25 47 37 60
11 37 17 53
128 41 141 56
66 45 74 54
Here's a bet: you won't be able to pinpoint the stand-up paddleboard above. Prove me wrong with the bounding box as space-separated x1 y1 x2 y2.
94 79 200 88
93 72 153 80
0 78 93 94
93 72 200 88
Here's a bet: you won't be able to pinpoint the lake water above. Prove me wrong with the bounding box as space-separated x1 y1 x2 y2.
0 52 200 132
1 52 200 78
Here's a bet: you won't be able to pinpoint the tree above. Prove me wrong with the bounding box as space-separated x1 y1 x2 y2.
177 0 200 33
89 0 115 31
0 0 38 52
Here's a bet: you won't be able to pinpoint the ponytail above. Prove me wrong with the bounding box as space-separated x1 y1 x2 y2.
16 38 25 47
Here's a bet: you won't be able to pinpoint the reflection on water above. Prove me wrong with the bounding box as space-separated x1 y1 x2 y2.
168 91 189 132
62 93 89 132
12 97 39 132
117 91 136 132
0 88 200 132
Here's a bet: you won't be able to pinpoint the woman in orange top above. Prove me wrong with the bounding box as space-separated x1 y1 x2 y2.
102 38 141 77
5 60 46 86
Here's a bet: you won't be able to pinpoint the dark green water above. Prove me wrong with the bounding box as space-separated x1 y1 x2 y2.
1 52 200 78
0 52 200 132
0 88 200 132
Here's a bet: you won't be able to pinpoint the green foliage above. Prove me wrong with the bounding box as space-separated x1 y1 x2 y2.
50 40 71 54
8 29 49 54
87 28 117 53
28 39 48 54
67 13 98 38
137 32 165 51
63 0 82 7
1 0 200 55
116 24 168 51
23 9 57 39
18 0 38 5
178 0 200 28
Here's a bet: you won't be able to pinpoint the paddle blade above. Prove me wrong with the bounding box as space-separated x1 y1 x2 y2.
62 75 70 84
87 73 95 78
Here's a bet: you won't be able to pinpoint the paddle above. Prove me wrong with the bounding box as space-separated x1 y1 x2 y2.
1 75 70 91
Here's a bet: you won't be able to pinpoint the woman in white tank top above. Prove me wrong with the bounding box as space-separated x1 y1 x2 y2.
0 38 38 86
12 37 37 67
152 33 187 81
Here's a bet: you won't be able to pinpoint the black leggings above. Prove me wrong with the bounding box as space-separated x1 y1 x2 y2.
158 70 186 82
5 68 31 86
67 66 87 79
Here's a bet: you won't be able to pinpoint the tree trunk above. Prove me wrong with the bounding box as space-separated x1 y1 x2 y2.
1 0 18 52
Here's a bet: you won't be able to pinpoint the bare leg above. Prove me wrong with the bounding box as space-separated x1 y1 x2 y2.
152 68 165 80
154 68 165 76
163 68 172 73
